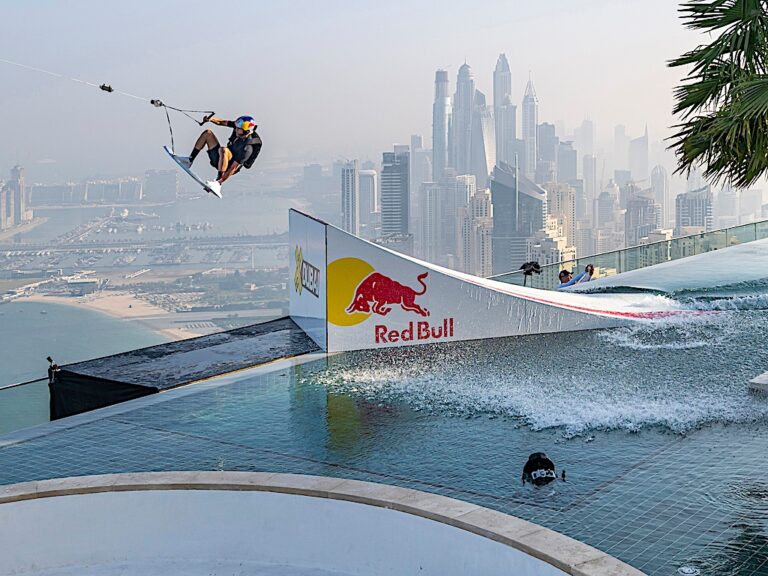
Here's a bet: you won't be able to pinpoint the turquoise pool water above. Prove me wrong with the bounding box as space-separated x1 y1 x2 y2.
0 283 767 574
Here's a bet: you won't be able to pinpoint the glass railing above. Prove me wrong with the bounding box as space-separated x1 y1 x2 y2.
490 219 768 290
0 378 50 436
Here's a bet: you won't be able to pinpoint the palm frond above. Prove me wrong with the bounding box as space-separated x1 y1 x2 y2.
669 0 768 186
733 76 768 117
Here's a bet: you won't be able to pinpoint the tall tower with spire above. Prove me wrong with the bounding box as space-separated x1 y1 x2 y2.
493 54 516 165
522 76 539 180
432 69 452 180
451 63 475 175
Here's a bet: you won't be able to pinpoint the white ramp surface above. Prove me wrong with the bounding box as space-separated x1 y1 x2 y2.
568 237 768 293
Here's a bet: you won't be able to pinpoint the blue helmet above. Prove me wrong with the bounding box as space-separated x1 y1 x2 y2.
235 116 256 134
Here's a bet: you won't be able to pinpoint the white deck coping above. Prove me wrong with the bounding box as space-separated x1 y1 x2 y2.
0 472 645 576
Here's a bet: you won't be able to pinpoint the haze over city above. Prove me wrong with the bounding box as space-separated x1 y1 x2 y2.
2 0 697 181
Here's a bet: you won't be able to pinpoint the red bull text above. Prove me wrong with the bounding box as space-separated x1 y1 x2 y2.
374 318 455 344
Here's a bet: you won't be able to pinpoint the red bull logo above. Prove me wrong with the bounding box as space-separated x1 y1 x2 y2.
346 271 430 317
327 257 455 346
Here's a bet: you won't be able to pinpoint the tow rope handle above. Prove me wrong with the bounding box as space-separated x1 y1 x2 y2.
151 99 213 126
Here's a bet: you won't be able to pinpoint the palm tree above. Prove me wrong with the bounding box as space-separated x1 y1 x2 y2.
669 0 768 188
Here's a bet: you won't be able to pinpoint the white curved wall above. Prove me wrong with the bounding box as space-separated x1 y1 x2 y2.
0 490 566 576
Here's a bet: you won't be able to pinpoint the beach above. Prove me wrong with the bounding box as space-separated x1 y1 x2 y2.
18 292 206 341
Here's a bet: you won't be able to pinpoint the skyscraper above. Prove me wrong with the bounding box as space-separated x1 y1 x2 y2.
490 161 547 274
410 134 432 231
380 148 410 237
583 154 598 207
522 78 539 180
341 160 360 236
629 126 649 183
544 182 576 248
419 182 442 263
557 141 577 183
537 123 558 165
493 54 516 165
458 188 494 277
9 166 25 225
574 118 594 157
451 63 475 175
625 191 660 247
358 169 378 226
3 181 14 229
432 70 452 181
493 54 511 126
0 184 7 230
536 122 558 184
676 186 713 235
650 165 670 227
470 90 496 189
596 189 617 228
444 174 476 261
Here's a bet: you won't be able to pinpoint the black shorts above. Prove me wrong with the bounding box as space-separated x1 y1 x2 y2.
207 145 222 169
208 143 261 170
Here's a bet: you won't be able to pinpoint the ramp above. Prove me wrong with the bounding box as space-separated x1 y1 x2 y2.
567 237 768 293
289 210 683 352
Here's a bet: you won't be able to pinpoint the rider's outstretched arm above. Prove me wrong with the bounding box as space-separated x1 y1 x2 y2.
205 115 234 127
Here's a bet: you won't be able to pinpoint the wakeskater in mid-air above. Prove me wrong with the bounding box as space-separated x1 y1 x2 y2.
174 114 262 198
0 56 261 199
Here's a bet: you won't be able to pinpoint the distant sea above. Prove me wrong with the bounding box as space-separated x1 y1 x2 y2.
0 301 167 434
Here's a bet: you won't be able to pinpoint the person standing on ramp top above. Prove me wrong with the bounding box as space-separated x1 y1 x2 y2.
177 114 262 196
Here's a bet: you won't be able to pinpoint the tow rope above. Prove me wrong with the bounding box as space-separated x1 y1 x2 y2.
0 57 214 152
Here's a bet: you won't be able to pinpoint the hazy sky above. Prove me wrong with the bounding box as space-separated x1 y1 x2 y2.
0 0 699 182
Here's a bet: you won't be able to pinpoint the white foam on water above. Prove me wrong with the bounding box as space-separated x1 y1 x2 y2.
307 306 768 437
685 292 768 312
597 311 732 350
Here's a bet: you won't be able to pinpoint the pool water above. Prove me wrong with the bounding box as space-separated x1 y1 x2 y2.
1 284 767 575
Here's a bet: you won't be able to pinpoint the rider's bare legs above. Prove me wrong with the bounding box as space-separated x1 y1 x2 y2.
188 129 220 164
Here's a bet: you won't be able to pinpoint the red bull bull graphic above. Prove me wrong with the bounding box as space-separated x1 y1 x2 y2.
346 271 430 317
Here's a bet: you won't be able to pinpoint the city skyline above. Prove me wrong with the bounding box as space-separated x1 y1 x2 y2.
2 1 698 182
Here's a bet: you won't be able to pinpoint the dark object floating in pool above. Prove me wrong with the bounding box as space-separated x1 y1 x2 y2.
522 452 563 486
678 567 701 576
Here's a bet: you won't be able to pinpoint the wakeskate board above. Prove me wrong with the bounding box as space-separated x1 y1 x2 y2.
163 146 222 198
